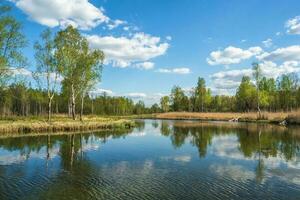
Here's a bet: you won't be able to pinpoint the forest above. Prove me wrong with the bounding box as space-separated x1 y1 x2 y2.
161 69 300 113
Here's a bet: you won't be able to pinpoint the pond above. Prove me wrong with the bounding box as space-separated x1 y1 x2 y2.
0 120 300 200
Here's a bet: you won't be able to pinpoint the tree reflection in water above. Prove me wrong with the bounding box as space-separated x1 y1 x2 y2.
160 120 300 182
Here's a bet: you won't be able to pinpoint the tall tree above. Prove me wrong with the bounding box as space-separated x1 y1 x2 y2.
34 29 59 122
54 26 87 120
252 62 262 114
236 76 256 111
160 96 170 112
195 77 206 112
0 4 26 86
170 86 187 111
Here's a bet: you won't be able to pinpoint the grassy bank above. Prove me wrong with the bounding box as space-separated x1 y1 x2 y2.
0 115 135 134
153 111 300 125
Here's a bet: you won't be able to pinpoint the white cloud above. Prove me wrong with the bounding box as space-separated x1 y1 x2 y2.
10 0 109 30
87 33 169 68
156 67 191 74
210 68 252 91
260 61 300 78
166 36 172 41
135 62 154 70
207 46 263 65
285 16 300 34
126 92 165 105
210 61 300 91
9 68 32 77
89 88 113 97
258 45 300 62
211 69 253 81
107 19 126 30
262 38 272 48
126 93 147 98
276 32 281 36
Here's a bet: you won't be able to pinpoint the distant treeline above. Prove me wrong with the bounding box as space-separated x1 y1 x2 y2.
0 83 156 117
160 70 300 113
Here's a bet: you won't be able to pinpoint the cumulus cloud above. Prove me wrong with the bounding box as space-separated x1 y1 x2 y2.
262 38 272 48
107 19 126 30
210 61 300 92
207 46 263 65
211 69 253 81
10 0 109 30
260 61 300 78
210 68 252 92
135 62 155 70
86 33 169 68
156 67 191 74
285 16 300 34
258 45 300 62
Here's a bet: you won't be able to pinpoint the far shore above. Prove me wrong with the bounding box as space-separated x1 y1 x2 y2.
139 111 300 125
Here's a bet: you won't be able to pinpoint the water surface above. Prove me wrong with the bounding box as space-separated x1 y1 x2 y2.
0 120 300 200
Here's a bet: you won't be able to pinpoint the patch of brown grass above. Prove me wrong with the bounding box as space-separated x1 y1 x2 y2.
286 110 300 125
155 111 290 122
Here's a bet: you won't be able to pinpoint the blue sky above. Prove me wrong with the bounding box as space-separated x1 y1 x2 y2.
5 0 300 105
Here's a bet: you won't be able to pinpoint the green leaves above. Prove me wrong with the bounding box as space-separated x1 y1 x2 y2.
0 4 27 86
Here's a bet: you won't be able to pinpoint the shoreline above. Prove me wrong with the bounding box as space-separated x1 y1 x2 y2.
137 112 300 125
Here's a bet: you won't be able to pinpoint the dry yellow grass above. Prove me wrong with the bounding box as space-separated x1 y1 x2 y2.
0 115 134 134
155 111 292 122
286 110 300 124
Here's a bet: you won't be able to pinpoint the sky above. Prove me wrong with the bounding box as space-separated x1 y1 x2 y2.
4 0 300 105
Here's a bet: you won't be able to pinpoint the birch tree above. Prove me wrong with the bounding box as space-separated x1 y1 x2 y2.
34 29 59 122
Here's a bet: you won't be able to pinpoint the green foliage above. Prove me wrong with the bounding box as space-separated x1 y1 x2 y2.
236 76 256 111
161 72 300 113
0 4 27 86
160 96 170 112
170 86 188 111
